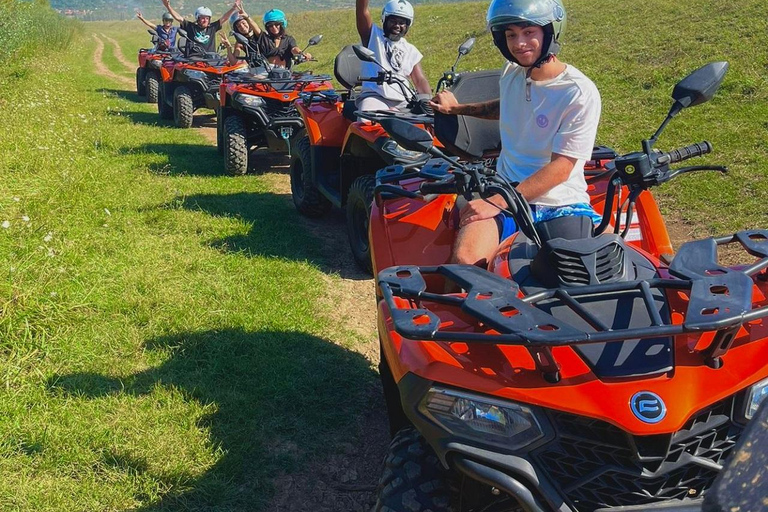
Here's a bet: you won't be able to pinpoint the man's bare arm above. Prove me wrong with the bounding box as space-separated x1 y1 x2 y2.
161 0 184 23
356 0 373 46
430 91 500 119
409 63 431 95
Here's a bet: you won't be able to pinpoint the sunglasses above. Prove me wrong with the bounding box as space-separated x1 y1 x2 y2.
265 22 282 28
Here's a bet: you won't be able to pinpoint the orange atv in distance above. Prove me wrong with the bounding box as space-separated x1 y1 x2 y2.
291 39 498 273
157 29 246 128
369 62 768 512
217 35 333 175
136 29 175 104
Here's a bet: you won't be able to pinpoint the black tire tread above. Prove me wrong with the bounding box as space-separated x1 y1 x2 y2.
145 72 159 104
290 136 331 218
173 86 194 129
136 67 146 96
346 174 376 274
158 85 173 120
373 427 453 512
224 115 248 176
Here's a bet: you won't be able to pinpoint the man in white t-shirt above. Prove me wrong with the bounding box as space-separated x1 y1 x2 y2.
355 0 431 111
430 0 601 267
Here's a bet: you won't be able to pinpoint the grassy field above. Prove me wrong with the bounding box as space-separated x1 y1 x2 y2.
1 0 767 510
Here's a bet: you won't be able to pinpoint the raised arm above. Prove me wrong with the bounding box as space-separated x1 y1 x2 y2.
240 5 262 36
429 91 500 120
219 33 239 65
217 0 241 27
136 11 156 30
160 0 184 23
356 0 373 46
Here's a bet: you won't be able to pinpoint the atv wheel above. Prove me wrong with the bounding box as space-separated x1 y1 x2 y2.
290 136 331 217
136 67 146 96
173 85 194 129
223 115 249 176
145 72 160 104
346 175 376 274
373 427 453 512
158 85 173 120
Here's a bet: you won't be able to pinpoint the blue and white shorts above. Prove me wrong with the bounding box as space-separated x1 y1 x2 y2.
495 203 602 241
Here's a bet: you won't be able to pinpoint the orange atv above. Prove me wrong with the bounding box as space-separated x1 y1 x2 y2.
217 35 333 175
369 62 768 512
291 39 498 273
136 29 175 104
157 29 246 128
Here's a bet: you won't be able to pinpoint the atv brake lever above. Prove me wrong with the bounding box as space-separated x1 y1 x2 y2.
662 165 728 183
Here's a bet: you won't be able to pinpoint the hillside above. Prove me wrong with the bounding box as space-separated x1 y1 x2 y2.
51 0 471 20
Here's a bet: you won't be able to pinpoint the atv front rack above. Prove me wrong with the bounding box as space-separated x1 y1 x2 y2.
379 230 768 379
357 110 434 126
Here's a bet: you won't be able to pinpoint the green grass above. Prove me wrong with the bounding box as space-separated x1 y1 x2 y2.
1 0 767 510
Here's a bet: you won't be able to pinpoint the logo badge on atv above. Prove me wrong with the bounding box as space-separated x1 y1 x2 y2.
630 392 666 424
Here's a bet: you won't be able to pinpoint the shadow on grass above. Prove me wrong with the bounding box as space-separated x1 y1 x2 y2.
48 328 380 511
118 143 223 176
179 192 325 263
98 87 143 103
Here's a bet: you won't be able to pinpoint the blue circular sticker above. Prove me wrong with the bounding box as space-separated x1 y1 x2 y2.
630 391 667 424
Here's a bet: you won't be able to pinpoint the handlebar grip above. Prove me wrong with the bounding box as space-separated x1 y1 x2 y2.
419 181 456 195
663 141 712 164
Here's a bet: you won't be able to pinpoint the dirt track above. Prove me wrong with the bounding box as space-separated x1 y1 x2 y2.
91 34 386 512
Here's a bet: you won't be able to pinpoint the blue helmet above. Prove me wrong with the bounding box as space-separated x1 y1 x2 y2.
263 9 287 28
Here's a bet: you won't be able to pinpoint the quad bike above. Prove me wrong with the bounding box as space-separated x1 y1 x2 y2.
369 61 768 511
291 38 500 273
217 34 334 175
157 29 246 128
136 28 175 104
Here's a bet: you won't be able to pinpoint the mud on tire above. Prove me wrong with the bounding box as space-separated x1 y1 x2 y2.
136 67 146 96
145 72 160 105
173 85 194 129
223 114 249 176
346 174 376 274
290 136 331 217
373 427 453 512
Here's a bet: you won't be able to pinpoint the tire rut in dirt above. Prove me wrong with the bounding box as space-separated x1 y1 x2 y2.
290 136 331 218
346 175 376 274
373 427 453 512
224 115 249 176
173 86 194 128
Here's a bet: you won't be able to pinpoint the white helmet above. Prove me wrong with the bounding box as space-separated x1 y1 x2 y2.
194 6 213 19
381 0 414 25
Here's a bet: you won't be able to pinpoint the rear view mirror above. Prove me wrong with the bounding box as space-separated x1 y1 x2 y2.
458 37 475 56
178 29 189 39
352 45 376 63
308 35 322 46
379 118 434 154
671 61 729 111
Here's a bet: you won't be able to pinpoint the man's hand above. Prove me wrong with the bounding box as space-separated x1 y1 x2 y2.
161 0 170 8
459 197 503 227
430 90 459 115
304 52 312 60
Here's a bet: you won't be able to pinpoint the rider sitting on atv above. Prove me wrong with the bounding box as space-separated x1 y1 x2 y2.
355 0 431 111
430 0 602 268
160 0 240 55
136 10 178 50
220 6 263 66
245 9 312 69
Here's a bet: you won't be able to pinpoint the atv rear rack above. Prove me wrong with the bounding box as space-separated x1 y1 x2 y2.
379 230 768 380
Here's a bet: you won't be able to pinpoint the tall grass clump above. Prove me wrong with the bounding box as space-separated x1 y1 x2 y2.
0 0 80 80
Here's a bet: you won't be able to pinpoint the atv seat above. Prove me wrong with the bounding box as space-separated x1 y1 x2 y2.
434 69 502 160
334 45 364 122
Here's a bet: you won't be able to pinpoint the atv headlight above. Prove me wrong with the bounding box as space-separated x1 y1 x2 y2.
381 139 424 161
234 93 264 108
745 376 768 420
420 387 544 451
184 69 207 80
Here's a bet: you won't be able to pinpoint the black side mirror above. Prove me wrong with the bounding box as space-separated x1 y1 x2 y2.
378 118 434 153
308 35 322 46
233 32 249 45
671 61 729 112
352 44 376 63
458 37 475 56
177 29 188 39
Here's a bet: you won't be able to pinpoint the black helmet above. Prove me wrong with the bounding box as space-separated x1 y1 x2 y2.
486 0 566 67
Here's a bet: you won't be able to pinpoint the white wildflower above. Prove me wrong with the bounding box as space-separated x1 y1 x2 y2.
43 232 53 242
1 221 9 229
21 216 29 222
104 208 111 216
